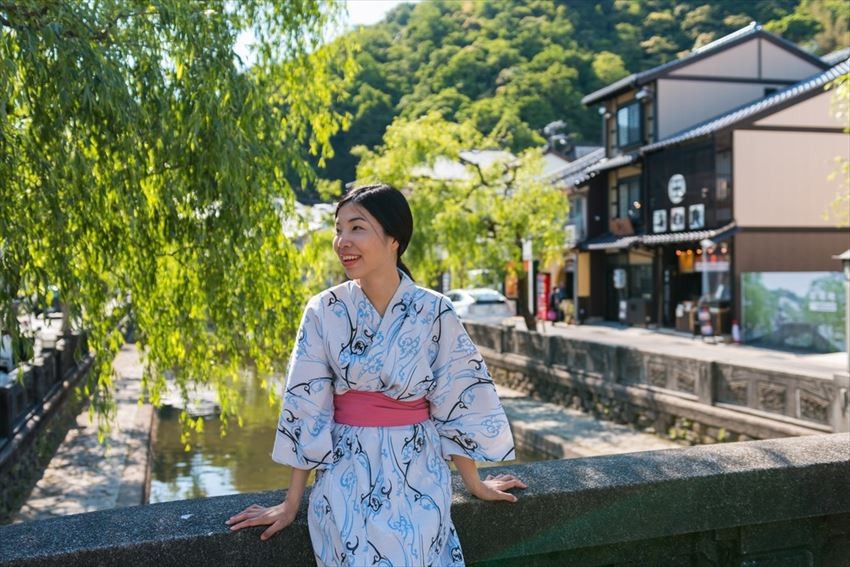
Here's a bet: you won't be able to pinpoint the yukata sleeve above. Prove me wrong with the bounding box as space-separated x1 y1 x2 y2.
426 297 515 462
272 295 335 470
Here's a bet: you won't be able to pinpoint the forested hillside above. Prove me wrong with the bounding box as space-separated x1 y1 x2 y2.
297 0 847 199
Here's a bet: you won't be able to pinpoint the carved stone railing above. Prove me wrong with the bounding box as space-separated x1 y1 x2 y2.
465 323 849 442
1 434 848 566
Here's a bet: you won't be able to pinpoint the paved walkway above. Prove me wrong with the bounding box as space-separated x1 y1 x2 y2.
497 384 682 460
509 318 848 381
12 344 152 523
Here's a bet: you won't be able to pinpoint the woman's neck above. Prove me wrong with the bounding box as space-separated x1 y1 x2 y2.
356 267 401 317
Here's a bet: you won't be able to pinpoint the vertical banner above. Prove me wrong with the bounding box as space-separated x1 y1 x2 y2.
536 272 551 321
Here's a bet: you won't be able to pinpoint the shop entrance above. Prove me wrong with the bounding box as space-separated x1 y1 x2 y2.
661 243 732 333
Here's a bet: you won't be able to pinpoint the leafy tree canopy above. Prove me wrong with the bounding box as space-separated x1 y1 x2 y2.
353 112 568 306
0 0 355 440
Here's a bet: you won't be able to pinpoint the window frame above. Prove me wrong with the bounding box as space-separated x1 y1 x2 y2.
616 176 642 225
616 100 642 148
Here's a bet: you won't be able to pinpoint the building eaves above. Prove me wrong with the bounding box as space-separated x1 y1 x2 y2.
581 73 641 106
582 23 828 106
571 152 640 188
579 222 738 251
543 147 605 184
640 222 738 246
641 59 850 154
822 47 850 67
581 234 641 251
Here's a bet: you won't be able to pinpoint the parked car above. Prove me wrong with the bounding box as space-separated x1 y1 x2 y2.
445 288 514 322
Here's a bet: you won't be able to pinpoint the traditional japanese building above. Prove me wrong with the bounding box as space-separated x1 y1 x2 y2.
642 60 849 337
571 22 845 338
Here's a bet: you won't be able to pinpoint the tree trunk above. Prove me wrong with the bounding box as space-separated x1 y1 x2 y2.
517 272 538 333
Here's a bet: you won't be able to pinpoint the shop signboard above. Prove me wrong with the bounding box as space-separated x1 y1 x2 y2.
668 174 686 204
741 271 847 353
689 204 705 229
652 210 667 233
695 260 730 272
670 207 685 231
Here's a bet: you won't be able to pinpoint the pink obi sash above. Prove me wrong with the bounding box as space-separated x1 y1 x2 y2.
333 390 430 427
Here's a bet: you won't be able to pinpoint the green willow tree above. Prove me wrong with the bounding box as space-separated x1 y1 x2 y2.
0 1 355 440
353 112 568 331
825 70 849 227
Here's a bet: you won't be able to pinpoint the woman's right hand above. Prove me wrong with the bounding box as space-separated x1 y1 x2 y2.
226 502 297 541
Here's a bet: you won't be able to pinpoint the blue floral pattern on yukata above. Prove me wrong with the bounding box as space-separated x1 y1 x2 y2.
272 272 515 566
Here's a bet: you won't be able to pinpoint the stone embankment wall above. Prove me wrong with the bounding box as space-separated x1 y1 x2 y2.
465 323 849 445
0 434 847 566
0 333 92 522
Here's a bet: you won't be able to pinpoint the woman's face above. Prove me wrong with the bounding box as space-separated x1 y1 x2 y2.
333 203 399 281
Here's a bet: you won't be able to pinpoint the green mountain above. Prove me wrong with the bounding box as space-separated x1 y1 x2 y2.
299 0 847 199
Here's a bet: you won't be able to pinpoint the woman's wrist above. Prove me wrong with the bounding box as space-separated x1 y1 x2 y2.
280 500 299 521
451 455 483 495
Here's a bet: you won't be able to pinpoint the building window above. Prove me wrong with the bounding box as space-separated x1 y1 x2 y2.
617 101 641 147
568 195 586 242
716 150 732 222
614 176 642 229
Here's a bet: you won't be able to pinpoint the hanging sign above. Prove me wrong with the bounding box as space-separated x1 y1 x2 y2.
668 174 686 204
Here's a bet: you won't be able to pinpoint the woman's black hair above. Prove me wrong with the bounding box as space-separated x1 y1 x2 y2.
336 184 414 280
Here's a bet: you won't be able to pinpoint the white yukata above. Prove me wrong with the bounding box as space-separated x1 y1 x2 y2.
272 271 515 567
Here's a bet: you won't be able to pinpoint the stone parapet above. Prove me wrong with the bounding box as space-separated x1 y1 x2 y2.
0 434 847 566
465 323 849 440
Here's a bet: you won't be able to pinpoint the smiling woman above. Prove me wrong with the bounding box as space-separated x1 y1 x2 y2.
227 184 526 566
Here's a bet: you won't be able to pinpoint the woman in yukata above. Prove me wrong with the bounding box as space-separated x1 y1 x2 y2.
227 184 526 566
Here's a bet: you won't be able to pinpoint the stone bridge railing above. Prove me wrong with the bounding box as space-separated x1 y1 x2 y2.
465 323 849 443
1 434 848 566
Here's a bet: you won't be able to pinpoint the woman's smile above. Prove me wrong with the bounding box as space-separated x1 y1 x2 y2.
340 254 360 268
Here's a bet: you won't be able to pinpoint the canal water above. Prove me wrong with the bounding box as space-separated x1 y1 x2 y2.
150 377 545 503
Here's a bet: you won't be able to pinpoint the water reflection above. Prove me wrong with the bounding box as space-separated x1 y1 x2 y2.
150 377 548 503
150 375 292 503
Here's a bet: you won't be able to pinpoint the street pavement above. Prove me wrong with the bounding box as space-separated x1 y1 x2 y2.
12 344 151 523
507 318 848 381
497 384 682 460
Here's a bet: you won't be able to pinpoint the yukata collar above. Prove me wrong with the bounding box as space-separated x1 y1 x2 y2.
350 268 414 318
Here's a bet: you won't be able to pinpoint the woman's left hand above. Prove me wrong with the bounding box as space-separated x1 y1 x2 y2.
470 473 527 502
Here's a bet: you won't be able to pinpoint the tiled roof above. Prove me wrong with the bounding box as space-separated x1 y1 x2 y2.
580 222 737 251
581 234 641 251
642 60 850 153
581 22 828 105
640 222 738 246
585 153 638 175
822 47 850 67
571 152 640 187
544 147 605 185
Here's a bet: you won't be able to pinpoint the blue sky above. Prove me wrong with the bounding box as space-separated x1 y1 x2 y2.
345 0 418 27
234 1 417 65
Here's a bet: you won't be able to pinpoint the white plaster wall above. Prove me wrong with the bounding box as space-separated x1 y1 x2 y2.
754 91 844 129
760 39 822 80
733 130 850 227
657 80 783 138
669 40 758 78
